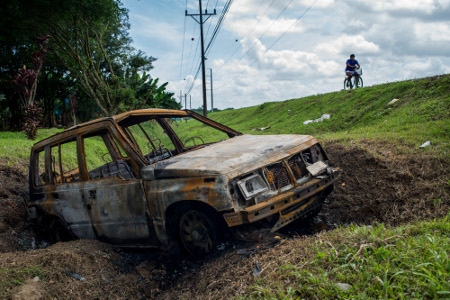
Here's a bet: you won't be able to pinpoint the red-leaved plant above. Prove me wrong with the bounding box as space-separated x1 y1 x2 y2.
12 35 50 139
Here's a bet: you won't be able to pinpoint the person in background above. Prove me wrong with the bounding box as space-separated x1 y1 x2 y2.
345 54 360 87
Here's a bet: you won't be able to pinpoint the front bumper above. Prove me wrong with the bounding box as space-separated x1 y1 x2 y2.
223 173 338 232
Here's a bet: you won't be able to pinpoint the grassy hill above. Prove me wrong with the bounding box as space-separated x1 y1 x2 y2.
209 74 450 158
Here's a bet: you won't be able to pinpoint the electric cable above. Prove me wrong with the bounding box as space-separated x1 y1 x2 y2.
215 0 319 91
211 0 274 75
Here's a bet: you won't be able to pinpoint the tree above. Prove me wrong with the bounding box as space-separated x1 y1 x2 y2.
0 0 179 128
121 72 181 111
42 0 132 116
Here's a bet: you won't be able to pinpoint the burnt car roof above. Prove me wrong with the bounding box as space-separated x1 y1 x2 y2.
32 109 241 149
113 108 189 122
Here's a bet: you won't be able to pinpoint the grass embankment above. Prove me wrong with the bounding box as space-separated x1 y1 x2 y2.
2 74 449 162
209 74 450 159
0 128 62 171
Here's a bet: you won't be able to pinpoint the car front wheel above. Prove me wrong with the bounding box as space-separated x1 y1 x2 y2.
178 209 218 258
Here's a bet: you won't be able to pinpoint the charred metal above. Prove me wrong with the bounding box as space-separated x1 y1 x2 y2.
28 109 340 257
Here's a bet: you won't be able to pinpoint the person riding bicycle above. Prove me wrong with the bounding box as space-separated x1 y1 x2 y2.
345 54 360 87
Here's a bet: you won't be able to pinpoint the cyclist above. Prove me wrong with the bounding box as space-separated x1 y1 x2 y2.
345 54 360 87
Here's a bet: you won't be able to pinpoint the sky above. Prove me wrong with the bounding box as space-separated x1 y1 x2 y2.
120 0 450 110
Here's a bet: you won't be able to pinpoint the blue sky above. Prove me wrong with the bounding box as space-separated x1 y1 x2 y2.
121 0 450 110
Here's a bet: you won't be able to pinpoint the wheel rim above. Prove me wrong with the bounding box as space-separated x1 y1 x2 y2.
179 210 216 258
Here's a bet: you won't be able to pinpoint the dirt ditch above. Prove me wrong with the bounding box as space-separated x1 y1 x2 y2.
0 143 449 299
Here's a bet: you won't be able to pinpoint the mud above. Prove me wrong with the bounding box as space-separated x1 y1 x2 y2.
0 143 449 299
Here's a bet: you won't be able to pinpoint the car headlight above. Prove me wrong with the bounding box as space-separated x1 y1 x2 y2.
237 174 268 200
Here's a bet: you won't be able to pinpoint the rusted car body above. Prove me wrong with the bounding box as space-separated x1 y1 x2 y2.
28 109 339 257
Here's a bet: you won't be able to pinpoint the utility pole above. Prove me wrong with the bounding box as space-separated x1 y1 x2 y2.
209 68 214 112
184 94 187 110
178 90 183 106
186 1 216 117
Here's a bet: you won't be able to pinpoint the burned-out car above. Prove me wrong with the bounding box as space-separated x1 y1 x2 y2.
29 109 339 257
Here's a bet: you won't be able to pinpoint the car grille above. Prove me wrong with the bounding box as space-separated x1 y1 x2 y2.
266 154 308 190
288 155 304 179
266 162 290 190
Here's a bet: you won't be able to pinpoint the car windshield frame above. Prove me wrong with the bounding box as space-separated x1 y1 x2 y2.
115 109 242 166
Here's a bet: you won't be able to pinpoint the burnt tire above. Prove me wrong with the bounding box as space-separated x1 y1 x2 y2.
48 218 73 243
178 209 218 258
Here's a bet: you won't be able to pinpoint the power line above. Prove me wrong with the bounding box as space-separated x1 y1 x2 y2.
178 5 188 83
180 1 201 93
184 0 232 100
263 0 319 57
237 0 294 62
203 0 219 48
184 0 226 96
205 0 233 55
184 38 200 91
245 0 276 38
215 0 319 91
212 0 275 75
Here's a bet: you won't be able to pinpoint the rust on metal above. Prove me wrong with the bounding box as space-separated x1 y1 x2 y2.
28 109 340 256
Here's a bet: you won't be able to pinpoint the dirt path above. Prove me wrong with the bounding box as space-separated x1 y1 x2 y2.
1 143 449 299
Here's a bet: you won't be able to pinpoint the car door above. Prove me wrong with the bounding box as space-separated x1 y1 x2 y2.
48 139 96 240
80 128 153 244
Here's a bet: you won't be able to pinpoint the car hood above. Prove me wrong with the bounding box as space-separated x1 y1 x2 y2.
148 134 317 179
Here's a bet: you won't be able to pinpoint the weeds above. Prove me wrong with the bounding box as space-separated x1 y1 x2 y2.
244 217 450 299
0 265 47 298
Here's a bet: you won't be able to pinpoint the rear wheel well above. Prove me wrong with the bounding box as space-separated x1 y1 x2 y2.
41 215 74 243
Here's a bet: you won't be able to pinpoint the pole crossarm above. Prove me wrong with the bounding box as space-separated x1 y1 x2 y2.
186 9 216 23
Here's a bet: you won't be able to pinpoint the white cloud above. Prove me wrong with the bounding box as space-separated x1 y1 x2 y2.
351 0 450 14
315 35 380 57
414 23 450 42
227 16 306 38
122 0 450 110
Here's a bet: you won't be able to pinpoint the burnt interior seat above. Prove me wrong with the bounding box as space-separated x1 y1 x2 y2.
89 160 135 180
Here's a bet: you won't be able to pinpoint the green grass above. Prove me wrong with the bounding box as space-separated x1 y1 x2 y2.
169 117 230 144
0 128 62 170
243 215 450 299
209 74 450 159
0 265 47 298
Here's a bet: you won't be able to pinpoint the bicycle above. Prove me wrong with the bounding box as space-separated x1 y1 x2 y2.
344 67 363 90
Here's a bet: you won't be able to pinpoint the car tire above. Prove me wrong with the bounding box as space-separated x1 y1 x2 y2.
178 209 218 258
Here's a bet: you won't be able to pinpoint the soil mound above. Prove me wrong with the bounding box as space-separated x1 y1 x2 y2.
0 143 448 299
